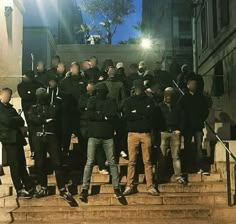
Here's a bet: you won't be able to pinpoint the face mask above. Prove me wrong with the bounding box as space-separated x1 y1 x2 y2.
37 95 50 105
138 68 145 73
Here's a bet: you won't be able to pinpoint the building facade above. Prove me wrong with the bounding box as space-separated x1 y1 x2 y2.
0 0 24 91
142 0 193 69
194 0 236 123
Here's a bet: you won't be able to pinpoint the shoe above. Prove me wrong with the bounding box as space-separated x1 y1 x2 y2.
34 187 48 198
59 190 74 203
147 186 160 196
120 151 128 158
176 176 187 185
17 188 32 199
79 189 88 201
99 169 109 175
114 188 123 199
198 169 210 176
123 186 136 196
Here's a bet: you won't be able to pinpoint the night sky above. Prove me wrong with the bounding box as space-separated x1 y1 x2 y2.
77 0 143 43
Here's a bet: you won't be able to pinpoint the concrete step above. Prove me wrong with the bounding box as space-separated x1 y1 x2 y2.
0 192 227 208
0 185 13 198
7 205 213 221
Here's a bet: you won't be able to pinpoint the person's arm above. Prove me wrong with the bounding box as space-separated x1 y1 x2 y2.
0 109 24 128
17 83 35 101
27 106 46 125
87 97 105 121
122 98 143 121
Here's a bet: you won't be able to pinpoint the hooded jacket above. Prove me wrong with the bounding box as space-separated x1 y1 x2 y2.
87 83 118 139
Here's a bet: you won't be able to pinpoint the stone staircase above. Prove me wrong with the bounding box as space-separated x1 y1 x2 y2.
1 144 236 224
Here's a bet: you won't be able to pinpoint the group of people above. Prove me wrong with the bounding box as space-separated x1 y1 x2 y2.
0 55 211 204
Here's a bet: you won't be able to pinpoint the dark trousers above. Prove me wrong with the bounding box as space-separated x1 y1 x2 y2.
24 111 35 153
183 131 205 172
3 143 33 192
33 135 65 190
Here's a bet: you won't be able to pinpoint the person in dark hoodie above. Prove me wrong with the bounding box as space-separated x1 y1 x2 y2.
0 88 34 198
59 62 87 154
17 70 42 158
179 76 209 174
158 87 186 185
46 55 61 78
79 83 123 201
122 80 159 196
27 88 74 203
35 61 48 87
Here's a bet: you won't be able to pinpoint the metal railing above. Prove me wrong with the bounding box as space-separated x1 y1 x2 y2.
173 80 236 206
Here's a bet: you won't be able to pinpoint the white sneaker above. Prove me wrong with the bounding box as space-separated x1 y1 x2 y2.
99 169 109 175
197 169 210 176
120 151 128 158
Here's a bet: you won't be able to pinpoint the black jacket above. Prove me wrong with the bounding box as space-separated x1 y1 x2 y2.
159 102 184 132
27 103 57 135
179 92 209 132
87 96 118 139
123 94 157 133
103 77 127 110
84 67 100 82
17 80 42 111
35 71 48 87
0 102 26 145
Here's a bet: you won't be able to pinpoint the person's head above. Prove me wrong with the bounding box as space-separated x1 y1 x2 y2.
181 64 189 74
82 60 92 71
52 55 60 68
95 83 108 99
57 62 65 74
164 87 176 104
155 61 162 71
102 59 114 72
36 88 49 105
129 63 138 74
107 66 116 77
0 88 12 104
138 61 146 73
22 70 34 82
70 62 80 75
90 56 98 68
37 61 45 72
133 79 145 95
116 62 125 75
48 76 58 89
86 80 96 94
187 76 198 93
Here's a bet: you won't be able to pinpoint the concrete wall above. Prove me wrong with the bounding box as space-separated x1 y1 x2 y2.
57 44 166 71
195 0 236 123
0 0 24 91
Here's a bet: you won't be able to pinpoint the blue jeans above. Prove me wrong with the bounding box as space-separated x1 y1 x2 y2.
82 138 119 190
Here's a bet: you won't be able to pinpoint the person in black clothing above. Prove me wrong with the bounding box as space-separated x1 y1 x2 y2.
126 63 141 95
46 55 61 78
46 76 63 150
179 76 209 174
59 62 87 154
100 59 114 81
79 83 123 201
35 61 48 87
17 71 42 158
158 87 186 185
122 80 159 196
56 62 67 83
27 88 74 202
176 64 191 93
153 61 173 92
0 88 34 198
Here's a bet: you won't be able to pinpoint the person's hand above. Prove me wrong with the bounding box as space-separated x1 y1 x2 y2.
98 76 104 81
131 110 137 113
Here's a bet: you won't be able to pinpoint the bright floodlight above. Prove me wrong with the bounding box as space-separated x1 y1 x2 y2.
141 38 152 49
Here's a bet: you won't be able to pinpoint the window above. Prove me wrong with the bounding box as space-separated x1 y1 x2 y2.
220 0 230 28
201 2 208 49
212 60 224 97
212 0 218 37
